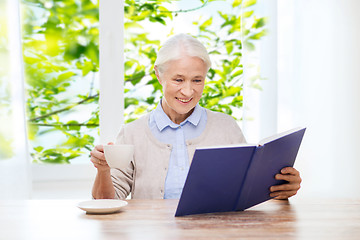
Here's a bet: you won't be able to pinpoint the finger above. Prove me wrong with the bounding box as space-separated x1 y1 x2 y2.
90 156 109 167
91 158 99 167
90 155 101 165
95 144 104 152
90 148 106 161
270 190 297 199
99 158 109 166
107 142 114 145
281 167 299 175
270 183 301 192
275 173 302 184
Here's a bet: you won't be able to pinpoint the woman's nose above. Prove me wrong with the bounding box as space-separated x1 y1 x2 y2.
180 82 194 96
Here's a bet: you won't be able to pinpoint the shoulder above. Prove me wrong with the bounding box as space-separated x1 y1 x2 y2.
125 114 149 130
115 113 150 144
204 108 246 143
205 109 237 125
123 113 151 137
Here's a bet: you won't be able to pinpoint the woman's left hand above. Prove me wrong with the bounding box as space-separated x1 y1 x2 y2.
269 167 302 200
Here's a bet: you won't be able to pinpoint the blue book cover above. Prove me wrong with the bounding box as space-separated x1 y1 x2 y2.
175 127 306 217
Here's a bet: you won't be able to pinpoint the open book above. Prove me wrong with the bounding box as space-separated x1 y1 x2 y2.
175 127 306 217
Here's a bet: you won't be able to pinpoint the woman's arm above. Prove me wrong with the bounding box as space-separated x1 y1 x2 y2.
90 144 115 199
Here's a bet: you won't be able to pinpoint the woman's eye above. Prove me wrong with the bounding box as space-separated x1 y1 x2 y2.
175 79 183 82
193 79 202 83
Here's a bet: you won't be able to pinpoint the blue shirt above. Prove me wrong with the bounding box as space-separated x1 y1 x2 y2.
149 101 207 199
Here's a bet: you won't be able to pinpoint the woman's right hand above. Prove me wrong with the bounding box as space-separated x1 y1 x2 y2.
91 143 116 199
90 143 112 172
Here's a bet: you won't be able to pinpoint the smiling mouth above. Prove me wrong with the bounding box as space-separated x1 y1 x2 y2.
176 97 192 103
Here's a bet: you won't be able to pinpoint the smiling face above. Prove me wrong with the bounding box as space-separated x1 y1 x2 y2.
155 55 207 124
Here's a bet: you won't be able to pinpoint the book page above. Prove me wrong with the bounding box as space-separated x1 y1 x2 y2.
258 127 305 146
196 143 256 150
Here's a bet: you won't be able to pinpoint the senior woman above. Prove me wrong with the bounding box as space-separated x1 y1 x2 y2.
91 33 301 200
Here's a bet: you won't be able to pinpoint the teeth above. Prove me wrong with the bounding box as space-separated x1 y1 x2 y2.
177 98 192 103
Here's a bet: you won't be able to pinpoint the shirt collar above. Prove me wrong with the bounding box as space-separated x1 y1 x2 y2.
153 99 203 131
186 103 202 126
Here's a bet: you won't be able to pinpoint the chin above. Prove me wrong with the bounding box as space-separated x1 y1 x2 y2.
175 105 196 115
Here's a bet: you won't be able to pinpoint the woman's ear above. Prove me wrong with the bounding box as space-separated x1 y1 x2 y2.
154 65 162 85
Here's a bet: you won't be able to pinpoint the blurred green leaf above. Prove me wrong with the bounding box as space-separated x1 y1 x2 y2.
233 0 242 8
242 10 254 18
243 0 257 8
200 17 213 30
58 72 76 82
254 17 267 28
225 41 234 54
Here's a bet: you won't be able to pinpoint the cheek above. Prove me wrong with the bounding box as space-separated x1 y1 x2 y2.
195 85 205 95
166 83 181 92
163 83 179 96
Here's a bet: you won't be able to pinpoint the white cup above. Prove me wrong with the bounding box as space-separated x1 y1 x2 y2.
103 144 134 169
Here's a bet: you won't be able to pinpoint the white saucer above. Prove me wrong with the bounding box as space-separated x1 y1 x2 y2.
77 199 128 214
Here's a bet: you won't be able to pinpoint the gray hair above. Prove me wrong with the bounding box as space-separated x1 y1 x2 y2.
154 33 211 73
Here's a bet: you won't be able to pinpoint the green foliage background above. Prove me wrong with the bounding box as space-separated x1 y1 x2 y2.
19 0 266 164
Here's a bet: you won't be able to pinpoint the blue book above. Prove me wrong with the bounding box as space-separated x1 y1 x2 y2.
175 127 306 217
